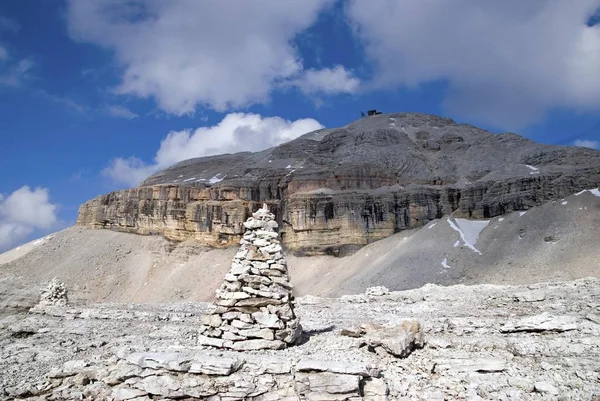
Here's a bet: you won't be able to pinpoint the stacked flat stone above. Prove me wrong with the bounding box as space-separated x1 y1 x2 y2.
198 204 302 351
39 278 68 307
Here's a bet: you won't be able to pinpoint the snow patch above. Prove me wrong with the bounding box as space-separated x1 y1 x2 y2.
519 211 527 217
441 258 452 269
575 188 600 197
453 240 460 248
447 218 486 255
428 223 437 229
525 165 539 171
183 177 196 182
209 174 227 184
454 218 490 245
32 234 54 246
561 201 568 205
498 217 504 222
286 165 292 169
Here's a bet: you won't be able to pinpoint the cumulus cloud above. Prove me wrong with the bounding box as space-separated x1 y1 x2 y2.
103 112 323 186
66 0 359 115
294 66 360 95
106 105 139 119
574 139 600 149
346 0 600 129
0 186 58 251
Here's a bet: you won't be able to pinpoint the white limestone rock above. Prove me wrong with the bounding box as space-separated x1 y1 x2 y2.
500 312 578 333
252 312 282 329
38 278 68 307
361 320 424 358
231 339 286 351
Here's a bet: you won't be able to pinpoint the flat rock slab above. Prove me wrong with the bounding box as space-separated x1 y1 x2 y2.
111 387 148 400
434 358 507 373
125 352 243 376
296 359 376 376
231 339 286 351
500 312 578 333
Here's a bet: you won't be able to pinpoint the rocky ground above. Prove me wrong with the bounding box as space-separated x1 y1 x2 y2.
1 278 599 400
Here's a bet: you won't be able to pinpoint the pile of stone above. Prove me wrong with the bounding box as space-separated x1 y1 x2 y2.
198 204 302 350
38 278 68 307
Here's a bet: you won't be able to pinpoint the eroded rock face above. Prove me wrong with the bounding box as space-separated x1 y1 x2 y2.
77 112 600 255
198 205 302 349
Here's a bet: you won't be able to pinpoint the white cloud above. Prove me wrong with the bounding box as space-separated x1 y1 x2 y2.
574 139 600 149
103 112 323 186
0 186 58 251
0 16 19 33
0 16 32 87
346 0 600 129
34 90 87 113
106 105 139 119
294 65 360 95
103 156 158 188
0 56 34 87
66 0 357 115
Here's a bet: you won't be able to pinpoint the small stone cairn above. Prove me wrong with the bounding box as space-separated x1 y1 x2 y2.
38 278 68 307
198 204 302 351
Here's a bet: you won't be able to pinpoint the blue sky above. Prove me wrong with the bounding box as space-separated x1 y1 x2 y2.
1 0 600 251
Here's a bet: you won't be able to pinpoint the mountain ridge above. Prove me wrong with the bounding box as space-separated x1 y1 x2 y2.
77 112 600 255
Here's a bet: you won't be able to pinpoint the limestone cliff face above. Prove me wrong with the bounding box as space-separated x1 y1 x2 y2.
77 113 600 255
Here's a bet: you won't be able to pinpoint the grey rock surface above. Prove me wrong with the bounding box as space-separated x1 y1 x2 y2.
1 278 599 400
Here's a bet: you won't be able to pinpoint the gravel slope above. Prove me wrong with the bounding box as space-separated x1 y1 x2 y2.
1 190 598 310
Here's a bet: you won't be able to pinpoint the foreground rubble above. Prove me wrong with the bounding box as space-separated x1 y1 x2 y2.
1 278 599 400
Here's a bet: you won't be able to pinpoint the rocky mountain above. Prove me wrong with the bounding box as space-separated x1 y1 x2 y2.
77 112 600 256
2 180 598 318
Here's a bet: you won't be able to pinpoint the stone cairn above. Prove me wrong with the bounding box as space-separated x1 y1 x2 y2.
198 204 302 351
38 278 68 307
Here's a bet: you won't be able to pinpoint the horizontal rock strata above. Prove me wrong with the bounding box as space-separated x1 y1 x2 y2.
43 351 387 400
76 113 600 254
